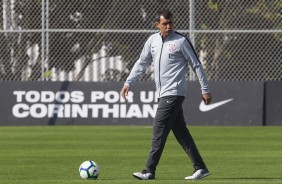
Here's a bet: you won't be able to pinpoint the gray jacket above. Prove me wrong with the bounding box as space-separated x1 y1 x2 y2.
125 30 209 98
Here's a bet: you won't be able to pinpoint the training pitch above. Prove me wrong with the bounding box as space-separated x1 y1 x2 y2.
0 125 281 184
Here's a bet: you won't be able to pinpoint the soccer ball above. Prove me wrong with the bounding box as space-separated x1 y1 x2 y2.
79 160 99 179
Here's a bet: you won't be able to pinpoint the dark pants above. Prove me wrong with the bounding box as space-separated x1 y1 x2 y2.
145 96 206 174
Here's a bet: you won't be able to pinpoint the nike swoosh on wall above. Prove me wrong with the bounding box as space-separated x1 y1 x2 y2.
199 98 234 112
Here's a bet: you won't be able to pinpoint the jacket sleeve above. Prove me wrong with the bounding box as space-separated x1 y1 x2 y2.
124 37 152 87
181 38 210 94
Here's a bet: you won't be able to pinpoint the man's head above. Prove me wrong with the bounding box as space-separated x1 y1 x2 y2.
155 10 174 38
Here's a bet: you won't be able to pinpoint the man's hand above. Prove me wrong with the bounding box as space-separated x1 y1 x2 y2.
202 92 212 105
120 85 129 100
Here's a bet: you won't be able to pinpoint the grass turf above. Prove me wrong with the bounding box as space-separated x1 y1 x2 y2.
0 126 282 184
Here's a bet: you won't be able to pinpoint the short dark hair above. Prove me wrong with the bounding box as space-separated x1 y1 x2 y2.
155 9 173 23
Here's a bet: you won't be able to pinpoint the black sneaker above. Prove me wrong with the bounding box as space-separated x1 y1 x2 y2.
133 169 155 180
185 168 210 180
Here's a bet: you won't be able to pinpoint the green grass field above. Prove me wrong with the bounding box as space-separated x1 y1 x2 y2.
1 126 282 184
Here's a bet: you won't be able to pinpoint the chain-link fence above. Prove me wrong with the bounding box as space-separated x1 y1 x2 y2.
1 0 281 81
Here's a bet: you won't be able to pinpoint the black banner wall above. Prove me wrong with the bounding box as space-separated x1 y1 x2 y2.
0 81 264 126
0 81 157 126
183 81 264 126
265 81 282 126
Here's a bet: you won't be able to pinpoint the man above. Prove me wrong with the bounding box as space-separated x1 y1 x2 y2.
120 9 212 180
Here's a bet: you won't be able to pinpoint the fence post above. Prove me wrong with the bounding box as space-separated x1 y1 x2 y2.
189 0 196 81
41 0 45 81
46 0 50 80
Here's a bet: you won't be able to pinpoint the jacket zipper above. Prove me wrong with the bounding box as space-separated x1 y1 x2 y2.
158 38 164 97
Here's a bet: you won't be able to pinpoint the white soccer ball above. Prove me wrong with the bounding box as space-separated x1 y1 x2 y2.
79 160 99 179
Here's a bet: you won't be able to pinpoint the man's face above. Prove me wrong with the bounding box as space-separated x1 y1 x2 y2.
156 15 173 38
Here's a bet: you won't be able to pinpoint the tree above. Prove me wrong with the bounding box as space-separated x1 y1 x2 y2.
196 0 282 80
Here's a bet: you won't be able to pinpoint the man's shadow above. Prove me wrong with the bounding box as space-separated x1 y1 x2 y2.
48 81 70 125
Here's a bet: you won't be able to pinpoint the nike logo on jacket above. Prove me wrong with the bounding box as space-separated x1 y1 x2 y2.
125 30 209 98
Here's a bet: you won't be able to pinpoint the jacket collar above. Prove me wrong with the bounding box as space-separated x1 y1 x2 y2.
158 30 175 41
